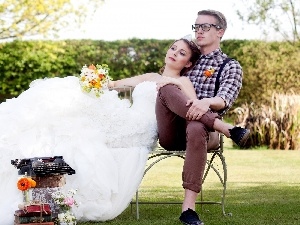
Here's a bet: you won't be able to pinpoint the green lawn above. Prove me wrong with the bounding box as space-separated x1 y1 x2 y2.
79 138 300 225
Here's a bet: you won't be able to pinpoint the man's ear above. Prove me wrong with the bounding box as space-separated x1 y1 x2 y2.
217 29 225 39
185 61 192 68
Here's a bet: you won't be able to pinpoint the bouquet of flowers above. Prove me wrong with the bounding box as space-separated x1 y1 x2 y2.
52 189 78 223
79 64 111 97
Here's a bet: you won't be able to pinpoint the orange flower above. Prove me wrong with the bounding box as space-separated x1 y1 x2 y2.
17 177 36 191
203 67 215 78
28 178 36 188
98 74 104 79
17 178 31 191
89 79 97 86
88 64 96 70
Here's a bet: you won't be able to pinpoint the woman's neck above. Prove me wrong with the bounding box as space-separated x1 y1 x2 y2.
162 67 180 78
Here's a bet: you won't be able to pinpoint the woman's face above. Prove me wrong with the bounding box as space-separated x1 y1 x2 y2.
165 40 192 71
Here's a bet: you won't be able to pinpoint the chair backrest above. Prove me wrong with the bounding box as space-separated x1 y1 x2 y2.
109 86 133 103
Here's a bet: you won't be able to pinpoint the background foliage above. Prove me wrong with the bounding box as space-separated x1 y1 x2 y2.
222 40 300 106
0 39 299 149
0 39 170 98
233 93 300 150
1 39 299 105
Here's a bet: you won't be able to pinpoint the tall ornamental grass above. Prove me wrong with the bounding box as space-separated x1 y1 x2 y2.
233 93 300 150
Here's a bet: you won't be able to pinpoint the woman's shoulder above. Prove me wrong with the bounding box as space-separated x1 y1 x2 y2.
179 76 189 80
178 76 194 87
179 76 192 82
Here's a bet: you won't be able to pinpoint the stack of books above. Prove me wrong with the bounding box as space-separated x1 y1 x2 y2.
14 203 54 225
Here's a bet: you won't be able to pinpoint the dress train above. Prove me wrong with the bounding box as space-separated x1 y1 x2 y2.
0 76 158 224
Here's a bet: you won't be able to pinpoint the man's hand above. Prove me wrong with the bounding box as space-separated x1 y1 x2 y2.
186 98 210 120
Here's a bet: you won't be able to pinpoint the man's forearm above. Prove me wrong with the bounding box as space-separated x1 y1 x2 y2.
205 97 226 111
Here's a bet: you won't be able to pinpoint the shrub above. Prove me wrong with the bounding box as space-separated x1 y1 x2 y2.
1 39 300 107
233 41 300 106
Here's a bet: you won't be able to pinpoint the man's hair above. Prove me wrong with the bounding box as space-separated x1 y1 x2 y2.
198 10 227 31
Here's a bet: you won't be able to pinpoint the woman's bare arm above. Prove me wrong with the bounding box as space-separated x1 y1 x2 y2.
108 73 157 88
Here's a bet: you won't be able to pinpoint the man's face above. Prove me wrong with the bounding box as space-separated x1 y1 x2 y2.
193 15 224 48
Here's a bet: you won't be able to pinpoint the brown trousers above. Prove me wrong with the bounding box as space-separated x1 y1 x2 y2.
155 84 220 193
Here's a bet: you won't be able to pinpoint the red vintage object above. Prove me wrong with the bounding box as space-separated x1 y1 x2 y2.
15 203 53 223
20 203 51 213
15 209 51 217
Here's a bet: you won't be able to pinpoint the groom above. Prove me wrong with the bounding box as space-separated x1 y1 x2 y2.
155 9 245 225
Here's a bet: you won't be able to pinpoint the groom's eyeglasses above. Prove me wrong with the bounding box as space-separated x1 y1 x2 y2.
192 23 221 32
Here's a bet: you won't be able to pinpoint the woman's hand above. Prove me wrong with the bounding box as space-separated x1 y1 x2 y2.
108 80 115 88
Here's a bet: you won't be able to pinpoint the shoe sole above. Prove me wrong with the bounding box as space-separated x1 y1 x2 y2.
238 129 250 147
180 219 204 225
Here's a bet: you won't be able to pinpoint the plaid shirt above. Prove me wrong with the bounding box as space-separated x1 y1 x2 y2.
185 48 243 115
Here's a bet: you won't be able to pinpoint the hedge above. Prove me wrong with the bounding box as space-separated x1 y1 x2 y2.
0 39 299 107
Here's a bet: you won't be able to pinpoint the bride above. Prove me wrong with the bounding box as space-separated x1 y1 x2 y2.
0 37 201 224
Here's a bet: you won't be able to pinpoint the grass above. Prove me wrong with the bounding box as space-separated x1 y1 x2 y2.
78 138 300 225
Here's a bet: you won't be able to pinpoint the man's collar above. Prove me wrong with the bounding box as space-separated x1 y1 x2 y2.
200 48 222 59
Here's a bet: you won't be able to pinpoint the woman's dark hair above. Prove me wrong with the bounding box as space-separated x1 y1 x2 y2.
159 38 201 76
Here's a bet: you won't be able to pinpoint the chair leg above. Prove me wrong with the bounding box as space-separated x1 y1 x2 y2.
218 151 228 216
136 190 140 220
200 151 228 216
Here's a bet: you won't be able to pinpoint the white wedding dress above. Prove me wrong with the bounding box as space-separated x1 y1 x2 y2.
0 76 158 224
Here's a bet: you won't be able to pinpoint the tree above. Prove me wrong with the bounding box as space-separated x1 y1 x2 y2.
0 0 104 40
236 0 300 44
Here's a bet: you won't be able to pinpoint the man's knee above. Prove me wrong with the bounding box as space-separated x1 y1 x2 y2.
158 84 179 98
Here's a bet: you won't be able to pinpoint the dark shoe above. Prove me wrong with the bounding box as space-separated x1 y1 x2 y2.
229 126 250 147
179 208 204 225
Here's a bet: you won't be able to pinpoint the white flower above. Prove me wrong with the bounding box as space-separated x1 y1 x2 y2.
58 211 76 223
68 189 77 195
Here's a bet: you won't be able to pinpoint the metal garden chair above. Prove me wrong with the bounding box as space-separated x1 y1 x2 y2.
131 132 228 219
